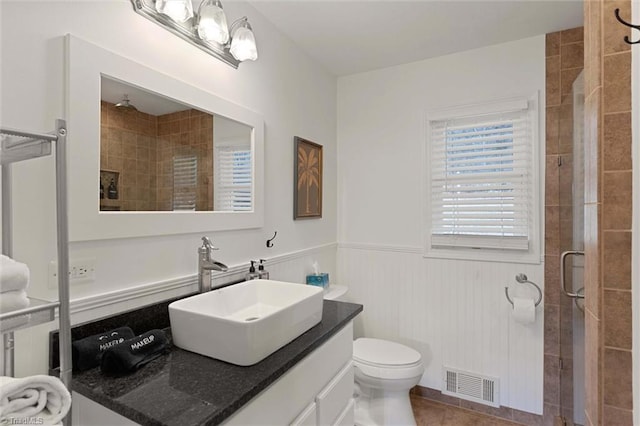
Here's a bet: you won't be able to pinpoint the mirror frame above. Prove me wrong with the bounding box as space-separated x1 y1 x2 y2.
65 34 264 241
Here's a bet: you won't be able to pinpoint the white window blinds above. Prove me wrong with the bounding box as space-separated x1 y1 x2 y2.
428 102 533 250
214 145 252 212
173 155 198 211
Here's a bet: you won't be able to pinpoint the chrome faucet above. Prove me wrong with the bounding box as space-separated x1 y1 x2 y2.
198 237 228 293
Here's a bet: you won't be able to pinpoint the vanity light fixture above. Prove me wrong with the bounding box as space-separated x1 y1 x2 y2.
197 0 229 44
130 0 258 68
229 17 258 62
155 0 193 23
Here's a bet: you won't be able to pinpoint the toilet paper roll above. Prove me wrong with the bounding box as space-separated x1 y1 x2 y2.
512 297 536 324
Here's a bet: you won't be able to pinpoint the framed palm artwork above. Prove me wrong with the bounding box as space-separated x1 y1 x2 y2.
294 136 323 219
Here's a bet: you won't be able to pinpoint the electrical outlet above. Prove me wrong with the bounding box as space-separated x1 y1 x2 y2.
49 258 96 288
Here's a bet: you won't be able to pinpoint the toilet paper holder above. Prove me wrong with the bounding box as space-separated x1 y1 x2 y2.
504 273 542 307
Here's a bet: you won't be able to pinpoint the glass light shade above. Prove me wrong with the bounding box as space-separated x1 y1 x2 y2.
197 0 229 44
230 24 258 61
155 0 194 23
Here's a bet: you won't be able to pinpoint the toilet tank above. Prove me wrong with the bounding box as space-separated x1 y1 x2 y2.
323 285 348 301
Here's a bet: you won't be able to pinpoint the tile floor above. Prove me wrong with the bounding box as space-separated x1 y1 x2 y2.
411 395 523 426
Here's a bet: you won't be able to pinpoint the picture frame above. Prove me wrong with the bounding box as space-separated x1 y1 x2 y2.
294 136 323 219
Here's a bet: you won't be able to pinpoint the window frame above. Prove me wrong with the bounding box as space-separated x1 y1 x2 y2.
423 93 542 264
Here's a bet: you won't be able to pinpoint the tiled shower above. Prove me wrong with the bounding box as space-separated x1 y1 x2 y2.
544 0 634 423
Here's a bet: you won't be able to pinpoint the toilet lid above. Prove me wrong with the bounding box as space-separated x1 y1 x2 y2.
353 338 421 367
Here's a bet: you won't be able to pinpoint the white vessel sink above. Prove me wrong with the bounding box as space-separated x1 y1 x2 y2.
169 279 324 366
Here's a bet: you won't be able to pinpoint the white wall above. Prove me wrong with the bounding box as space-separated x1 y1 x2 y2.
0 1 337 374
336 36 546 413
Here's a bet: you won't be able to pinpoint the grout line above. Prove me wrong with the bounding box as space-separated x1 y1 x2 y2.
603 346 633 353
602 404 633 413
603 109 633 115
559 40 584 47
585 306 601 319
602 167 633 172
602 50 633 58
560 65 585 72
584 86 604 100
602 287 632 293
411 394 528 425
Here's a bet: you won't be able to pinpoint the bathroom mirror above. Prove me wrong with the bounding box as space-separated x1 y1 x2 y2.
100 77 253 213
65 35 264 241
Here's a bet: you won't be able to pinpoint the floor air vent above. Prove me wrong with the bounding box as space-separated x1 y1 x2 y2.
442 367 499 407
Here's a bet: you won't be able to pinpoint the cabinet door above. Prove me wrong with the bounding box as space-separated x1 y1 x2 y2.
72 392 139 426
222 322 353 425
333 398 354 426
315 361 354 426
290 402 317 426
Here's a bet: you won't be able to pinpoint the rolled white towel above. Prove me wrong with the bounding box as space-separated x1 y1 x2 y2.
0 255 30 293
0 290 30 313
0 375 71 425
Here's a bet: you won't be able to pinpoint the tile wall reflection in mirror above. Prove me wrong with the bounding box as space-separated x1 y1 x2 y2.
100 76 253 212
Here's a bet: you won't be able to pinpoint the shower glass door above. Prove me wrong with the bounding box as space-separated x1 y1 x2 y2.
558 71 585 426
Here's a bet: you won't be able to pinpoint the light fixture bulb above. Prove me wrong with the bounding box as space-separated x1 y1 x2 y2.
197 0 230 44
155 0 194 23
230 21 258 61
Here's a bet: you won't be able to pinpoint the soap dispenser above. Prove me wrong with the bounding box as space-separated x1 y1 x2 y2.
245 260 259 281
258 259 269 279
107 179 118 199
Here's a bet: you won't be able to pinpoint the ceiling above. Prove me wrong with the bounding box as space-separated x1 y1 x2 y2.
249 1 584 76
101 77 189 115
101 77 252 137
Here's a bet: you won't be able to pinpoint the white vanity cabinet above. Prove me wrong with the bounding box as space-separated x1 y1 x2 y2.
222 322 354 426
290 402 317 426
72 322 355 426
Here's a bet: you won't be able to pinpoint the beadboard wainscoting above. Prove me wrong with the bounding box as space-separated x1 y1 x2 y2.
337 244 544 414
7 243 336 377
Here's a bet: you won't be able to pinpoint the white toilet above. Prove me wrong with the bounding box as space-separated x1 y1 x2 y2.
323 285 424 426
352 338 424 425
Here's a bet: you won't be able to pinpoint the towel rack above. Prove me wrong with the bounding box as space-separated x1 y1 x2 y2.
1 120 72 424
504 273 542 307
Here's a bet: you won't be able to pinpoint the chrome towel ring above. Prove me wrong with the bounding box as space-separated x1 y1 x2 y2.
505 273 542 307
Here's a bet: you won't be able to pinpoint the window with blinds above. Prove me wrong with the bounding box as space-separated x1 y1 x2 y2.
173 155 198 211
427 98 535 252
214 145 252 211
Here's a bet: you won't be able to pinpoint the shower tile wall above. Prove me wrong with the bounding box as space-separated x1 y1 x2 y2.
101 101 159 211
156 110 214 211
544 27 584 426
583 0 633 424
100 102 214 211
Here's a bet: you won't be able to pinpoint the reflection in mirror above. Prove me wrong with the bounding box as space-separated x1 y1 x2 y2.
100 76 252 212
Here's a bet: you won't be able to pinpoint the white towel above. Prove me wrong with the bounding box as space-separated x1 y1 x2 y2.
0 255 30 293
0 290 30 313
0 375 71 425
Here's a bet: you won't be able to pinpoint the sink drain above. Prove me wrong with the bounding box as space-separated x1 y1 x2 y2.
245 317 259 321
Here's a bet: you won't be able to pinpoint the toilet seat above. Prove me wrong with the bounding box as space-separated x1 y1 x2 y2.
353 338 424 380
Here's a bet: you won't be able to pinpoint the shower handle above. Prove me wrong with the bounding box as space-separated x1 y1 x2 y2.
560 250 585 299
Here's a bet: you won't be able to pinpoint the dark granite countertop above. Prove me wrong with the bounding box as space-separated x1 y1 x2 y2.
69 300 362 426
